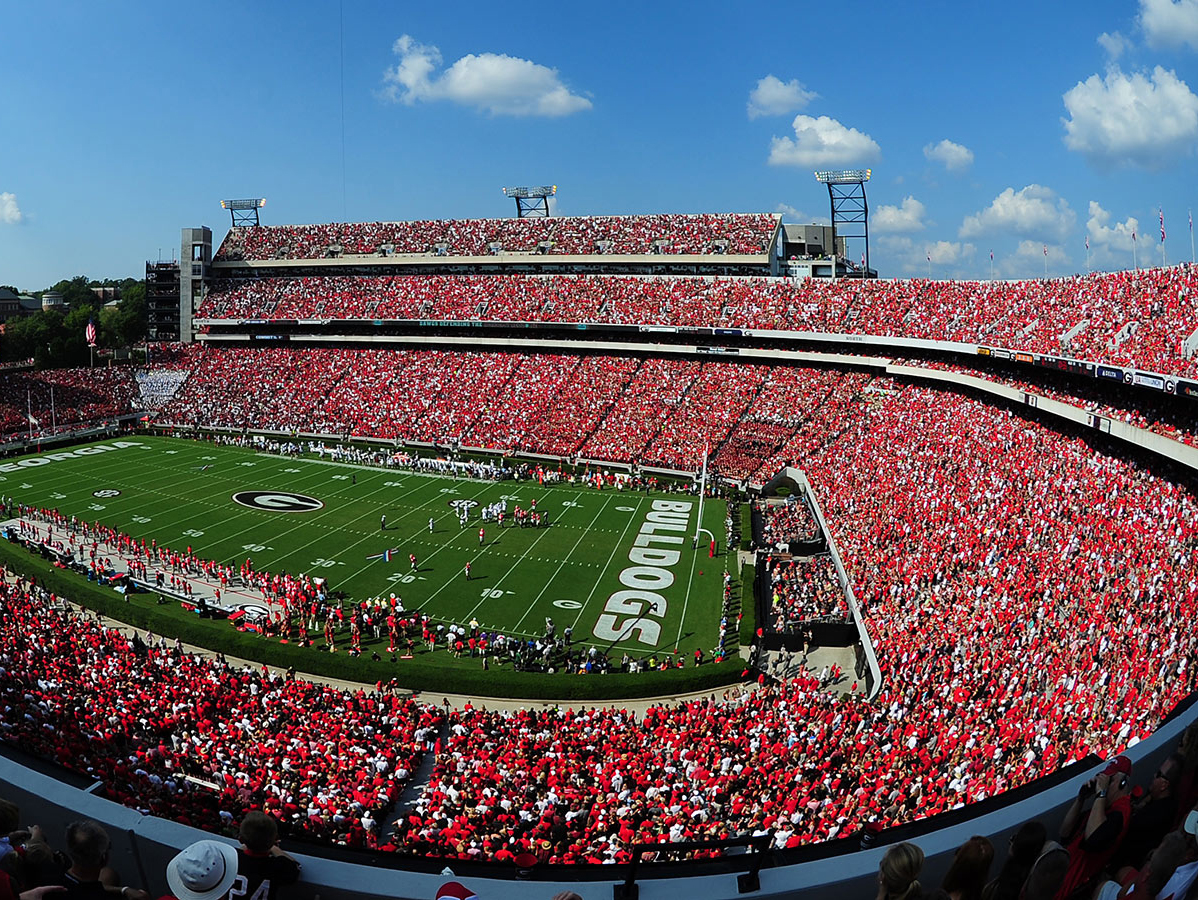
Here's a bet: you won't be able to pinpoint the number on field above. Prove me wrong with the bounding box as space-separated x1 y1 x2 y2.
499 495 521 502
439 488 457 494
201 456 216 461
164 450 178 455
50 492 67 500
239 462 256 467
615 506 636 512
383 481 404 487
19 483 32 489
132 515 152 524
242 544 267 553
88 503 106 511
310 557 339 568
388 573 416 584
479 589 504 599
182 529 205 538
561 500 579 508
283 468 302 473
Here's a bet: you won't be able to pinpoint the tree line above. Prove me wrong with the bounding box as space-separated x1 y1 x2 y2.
1 275 147 366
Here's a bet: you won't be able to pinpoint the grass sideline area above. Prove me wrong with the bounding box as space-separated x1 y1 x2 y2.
0 435 749 700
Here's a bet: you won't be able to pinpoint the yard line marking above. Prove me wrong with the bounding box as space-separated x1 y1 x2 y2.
509 493 615 633
345 478 496 589
674 520 703 649
569 495 647 638
443 499 591 625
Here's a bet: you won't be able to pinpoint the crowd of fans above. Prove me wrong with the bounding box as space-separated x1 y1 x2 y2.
197 264 1198 377
212 213 780 261
758 497 821 550
159 348 901 481
765 555 847 629
0 573 443 852
894 357 1198 447
5 338 1198 876
154 352 1198 860
0 368 138 443
158 346 1197 485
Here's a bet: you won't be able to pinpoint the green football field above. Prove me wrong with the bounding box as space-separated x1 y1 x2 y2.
0 436 727 657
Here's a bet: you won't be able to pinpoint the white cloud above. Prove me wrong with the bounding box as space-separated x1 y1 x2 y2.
1013 240 1067 263
1082 201 1141 269
381 35 591 117
748 75 817 119
923 139 974 171
960 184 1076 242
768 115 880 167
1086 200 1140 247
873 196 926 233
986 241 1071 278
1062 65 1198 169
775 203 829 225
0 192 21 225
1139 0 1198 50
924 240 974 265
878 235 976 277
1097 31 1133 59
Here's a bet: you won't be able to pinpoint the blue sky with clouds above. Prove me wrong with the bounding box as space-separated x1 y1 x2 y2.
1 0 1196 289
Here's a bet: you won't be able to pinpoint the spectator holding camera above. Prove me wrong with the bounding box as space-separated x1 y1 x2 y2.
1056 756 1134 900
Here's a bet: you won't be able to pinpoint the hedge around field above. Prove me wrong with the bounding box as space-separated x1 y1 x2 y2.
0 539 746 702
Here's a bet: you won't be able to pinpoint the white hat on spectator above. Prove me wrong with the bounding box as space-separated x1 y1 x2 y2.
166 840 239 900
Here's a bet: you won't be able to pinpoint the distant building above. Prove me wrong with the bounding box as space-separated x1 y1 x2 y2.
0 288 19 323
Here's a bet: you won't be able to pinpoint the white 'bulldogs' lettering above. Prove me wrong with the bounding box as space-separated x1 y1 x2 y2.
593 500 693 647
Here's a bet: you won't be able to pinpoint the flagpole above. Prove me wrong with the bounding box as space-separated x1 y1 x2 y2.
1161 207 1166 267
51 385 56 432
1190 210 1195 264
27 390 33 441
694 441 709 549
1133 232 1138 270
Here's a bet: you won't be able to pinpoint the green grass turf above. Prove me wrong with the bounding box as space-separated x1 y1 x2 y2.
1 436 729 661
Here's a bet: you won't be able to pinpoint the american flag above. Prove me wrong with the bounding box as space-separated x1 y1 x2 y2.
1160 208 1166 243
85 318 96 346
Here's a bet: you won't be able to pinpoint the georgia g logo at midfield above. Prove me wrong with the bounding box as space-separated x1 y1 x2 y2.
232 491 324 512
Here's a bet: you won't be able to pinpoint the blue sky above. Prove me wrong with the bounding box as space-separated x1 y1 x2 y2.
1 0 1197 289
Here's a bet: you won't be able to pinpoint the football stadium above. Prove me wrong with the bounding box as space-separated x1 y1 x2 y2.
3 11 1198 900
2 203 1198 899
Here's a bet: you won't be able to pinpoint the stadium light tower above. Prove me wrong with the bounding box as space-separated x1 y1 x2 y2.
502 185 557 218
221 198 267 228
814 169 871 277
